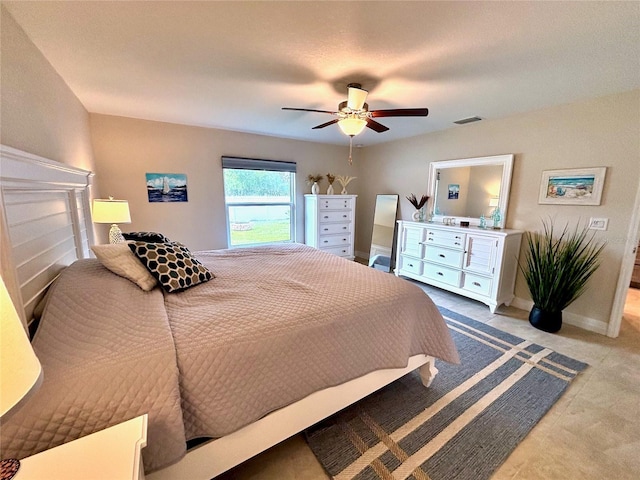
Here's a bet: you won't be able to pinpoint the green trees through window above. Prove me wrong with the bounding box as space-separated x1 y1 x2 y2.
222 165 295 247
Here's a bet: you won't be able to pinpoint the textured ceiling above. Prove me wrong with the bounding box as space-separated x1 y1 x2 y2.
4 1 639 146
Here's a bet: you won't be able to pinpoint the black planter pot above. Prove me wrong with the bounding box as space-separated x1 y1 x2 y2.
529 306 563 333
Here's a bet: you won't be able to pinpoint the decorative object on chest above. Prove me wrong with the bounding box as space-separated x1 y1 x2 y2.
395 221 523 312
305 195 357 259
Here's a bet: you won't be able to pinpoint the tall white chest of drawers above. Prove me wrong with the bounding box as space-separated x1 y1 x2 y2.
395 221 522 312
305 194 356 259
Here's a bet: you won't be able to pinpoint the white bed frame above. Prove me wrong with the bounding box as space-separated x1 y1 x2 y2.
0 145 438 479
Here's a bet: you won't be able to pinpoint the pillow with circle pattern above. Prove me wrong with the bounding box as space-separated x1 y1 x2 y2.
127 241 213 292
122 231 171 243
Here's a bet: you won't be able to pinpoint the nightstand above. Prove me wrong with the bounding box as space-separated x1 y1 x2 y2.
15 414 147 480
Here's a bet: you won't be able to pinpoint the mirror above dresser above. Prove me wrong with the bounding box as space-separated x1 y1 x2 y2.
427 154 514 227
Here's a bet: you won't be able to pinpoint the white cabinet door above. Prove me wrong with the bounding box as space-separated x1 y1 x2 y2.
464 234 497 275
400 224 426 258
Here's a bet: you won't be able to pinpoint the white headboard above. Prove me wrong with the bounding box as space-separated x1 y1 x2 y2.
0 145 94 328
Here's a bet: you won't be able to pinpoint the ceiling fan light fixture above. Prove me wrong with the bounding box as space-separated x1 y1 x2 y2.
346 85 368 111
338 117 367 136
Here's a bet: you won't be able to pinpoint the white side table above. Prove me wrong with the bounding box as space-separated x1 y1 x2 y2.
15 414 147 480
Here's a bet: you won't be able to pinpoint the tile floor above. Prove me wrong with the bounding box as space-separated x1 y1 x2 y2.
218 285 640 480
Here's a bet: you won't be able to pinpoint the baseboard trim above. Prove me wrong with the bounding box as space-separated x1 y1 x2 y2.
511 297 609 336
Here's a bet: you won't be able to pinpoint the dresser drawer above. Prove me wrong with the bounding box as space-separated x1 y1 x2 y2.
320 198 353 210
320 211 351 222
318 235 351 247
462 272 492 297
319 223 350 235
400 256 423 275
425 229 465 249
321 245 352 257
423 263 462 287
424 246 464 268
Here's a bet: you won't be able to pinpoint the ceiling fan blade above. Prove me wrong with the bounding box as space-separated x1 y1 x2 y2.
312 119 340 130
282 107 337 115
347 85 368 111
366 118 389 133
370 108 429 118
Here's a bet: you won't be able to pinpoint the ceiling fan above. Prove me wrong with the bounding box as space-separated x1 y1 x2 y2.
282 83 428 164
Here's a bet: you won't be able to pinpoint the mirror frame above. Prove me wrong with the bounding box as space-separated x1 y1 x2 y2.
427 154 514 227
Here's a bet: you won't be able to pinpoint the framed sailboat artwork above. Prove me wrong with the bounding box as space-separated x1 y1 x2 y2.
146 173 188 202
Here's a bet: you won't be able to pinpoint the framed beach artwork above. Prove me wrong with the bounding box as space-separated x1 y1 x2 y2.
538 167 606 205
448 184 460 200
146 173 188 202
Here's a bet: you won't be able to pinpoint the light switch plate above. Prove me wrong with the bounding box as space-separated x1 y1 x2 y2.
588 217 609 230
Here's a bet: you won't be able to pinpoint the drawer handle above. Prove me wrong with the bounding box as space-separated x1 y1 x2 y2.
342 250 347 253
323 228 329 231
437 272 444 276
343 214 348 218
323 240 329 243
323 215 329 219
342 226 347 230
408 263 414 267
455 236 461 239
439 254 446 258
342 238 347 242
473 281 481 287
455 242 461 246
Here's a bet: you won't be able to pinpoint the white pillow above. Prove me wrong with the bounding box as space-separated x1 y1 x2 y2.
91 243 157 291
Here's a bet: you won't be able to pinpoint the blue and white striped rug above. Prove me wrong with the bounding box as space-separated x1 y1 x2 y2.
305 307 588 480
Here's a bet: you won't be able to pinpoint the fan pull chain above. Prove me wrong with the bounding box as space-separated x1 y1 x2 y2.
348 135 354 165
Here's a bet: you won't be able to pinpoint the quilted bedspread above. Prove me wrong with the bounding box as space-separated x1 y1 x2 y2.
166 244 459 441
0 244 458 473
0 260 185 473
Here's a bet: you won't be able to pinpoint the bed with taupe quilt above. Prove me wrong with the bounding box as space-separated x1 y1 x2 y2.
0 243 458 474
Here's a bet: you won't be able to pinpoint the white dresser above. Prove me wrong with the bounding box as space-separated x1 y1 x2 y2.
304 194 356 259
395 221 522 312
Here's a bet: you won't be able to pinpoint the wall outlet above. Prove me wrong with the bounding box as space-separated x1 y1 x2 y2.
588 217 609 230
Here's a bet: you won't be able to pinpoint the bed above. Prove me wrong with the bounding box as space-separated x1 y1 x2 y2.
0 145 459 479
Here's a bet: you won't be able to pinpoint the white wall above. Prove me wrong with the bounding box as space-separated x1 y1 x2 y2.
89 114 359 249
0 6 95 173
356 89 640 331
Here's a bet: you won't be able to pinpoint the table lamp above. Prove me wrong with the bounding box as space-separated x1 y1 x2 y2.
92 197 131 244
0 276 43 479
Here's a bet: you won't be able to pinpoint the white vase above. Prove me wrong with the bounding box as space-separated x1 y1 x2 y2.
311 182 319 195
327 184 334 195
341 186 347 195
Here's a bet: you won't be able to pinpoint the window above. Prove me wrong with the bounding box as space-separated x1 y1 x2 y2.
222 156 296 247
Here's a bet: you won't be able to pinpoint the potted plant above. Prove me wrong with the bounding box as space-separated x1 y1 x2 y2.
518 219 605 333
306 174 323 194
406 193 430 221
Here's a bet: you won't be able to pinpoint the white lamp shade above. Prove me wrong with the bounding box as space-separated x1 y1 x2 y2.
338 117 367 136
346 86 368 111
92 198 131 224
0 276 42 418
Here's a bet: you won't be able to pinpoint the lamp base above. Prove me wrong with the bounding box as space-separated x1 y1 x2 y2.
0 459 20 480
109 224 125 244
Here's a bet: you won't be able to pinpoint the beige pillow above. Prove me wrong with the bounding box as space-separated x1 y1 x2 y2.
91 243 157 291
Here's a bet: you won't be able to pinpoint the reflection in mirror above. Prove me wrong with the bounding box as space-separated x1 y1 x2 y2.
433 165 504 218
428 154 514 227
369 194 399 272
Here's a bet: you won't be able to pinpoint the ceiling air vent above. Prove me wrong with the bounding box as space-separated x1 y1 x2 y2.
454 116 482 125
